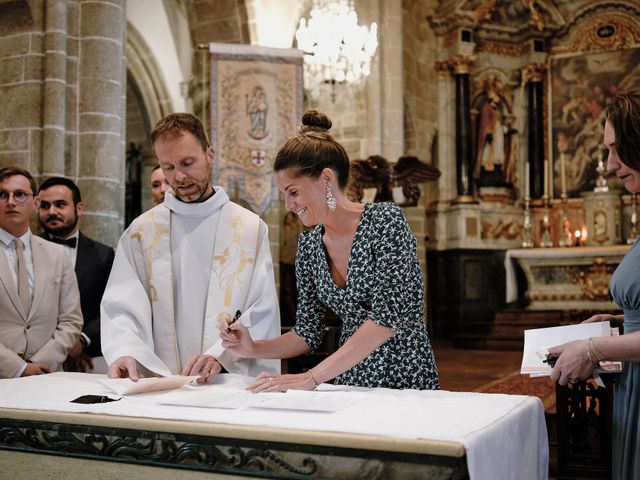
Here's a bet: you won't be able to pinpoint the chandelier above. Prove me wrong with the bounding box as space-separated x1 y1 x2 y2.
295 0 378 95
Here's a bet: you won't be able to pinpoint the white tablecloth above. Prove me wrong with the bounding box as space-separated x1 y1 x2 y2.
0 373 548 480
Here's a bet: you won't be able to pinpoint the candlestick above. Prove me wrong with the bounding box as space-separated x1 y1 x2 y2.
521 195 534 248
540 194 553 247
594 150 609 193
559 154 567 196
558 193 572 247
544 160 549 197
524 162 530 199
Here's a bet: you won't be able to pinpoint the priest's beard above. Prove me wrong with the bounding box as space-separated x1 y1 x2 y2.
174 178 214 203
42 210 79 238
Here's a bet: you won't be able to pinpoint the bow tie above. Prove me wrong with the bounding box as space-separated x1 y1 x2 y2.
49 236 77 248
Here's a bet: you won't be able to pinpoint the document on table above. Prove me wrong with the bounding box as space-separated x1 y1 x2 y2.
155 386 365 412
100 375 199 396
521 321 621 377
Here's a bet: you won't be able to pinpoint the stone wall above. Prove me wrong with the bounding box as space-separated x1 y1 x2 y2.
0 0 127 247
402 0 438 165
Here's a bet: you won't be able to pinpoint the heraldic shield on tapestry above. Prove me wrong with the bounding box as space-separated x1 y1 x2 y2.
209 44 304 215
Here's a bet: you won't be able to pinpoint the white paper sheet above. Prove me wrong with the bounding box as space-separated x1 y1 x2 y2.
156 386 364 412
100 375 199 395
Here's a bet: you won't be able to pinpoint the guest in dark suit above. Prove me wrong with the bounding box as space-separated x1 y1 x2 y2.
37 177 115 372
0 167 82 378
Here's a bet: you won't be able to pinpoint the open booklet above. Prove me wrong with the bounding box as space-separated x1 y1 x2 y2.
521 321 622 378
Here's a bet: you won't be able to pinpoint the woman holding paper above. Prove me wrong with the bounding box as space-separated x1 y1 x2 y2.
549 90 640 480
219 110 439 392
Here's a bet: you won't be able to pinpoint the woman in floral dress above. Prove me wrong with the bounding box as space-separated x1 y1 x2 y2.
220 110 438 392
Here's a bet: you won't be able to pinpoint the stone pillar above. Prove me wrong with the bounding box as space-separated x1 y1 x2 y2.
451 55 475 203
76 0 126 246
379 0 403 160
523 63 546 200
41 0 68 176
0 0 126 247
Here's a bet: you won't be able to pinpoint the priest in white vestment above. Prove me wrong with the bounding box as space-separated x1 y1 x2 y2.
101 113 280 383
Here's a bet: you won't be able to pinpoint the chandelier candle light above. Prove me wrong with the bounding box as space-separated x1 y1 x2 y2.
296 0 378 99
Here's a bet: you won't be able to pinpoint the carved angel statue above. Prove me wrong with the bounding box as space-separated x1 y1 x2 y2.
350 155 441 206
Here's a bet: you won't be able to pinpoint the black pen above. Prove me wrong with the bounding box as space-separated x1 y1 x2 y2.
226 310 242 334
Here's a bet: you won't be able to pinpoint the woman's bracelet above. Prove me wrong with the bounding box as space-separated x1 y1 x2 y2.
586 337 602 368
307 369 319 389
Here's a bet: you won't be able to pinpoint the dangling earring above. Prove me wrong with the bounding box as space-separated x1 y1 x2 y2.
326 184 337 211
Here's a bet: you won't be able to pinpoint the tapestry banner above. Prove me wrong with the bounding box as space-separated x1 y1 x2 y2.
210 43 303 215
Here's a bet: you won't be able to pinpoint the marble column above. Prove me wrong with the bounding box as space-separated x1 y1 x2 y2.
523 63 546 200
434 60 456 202
451 55 475 203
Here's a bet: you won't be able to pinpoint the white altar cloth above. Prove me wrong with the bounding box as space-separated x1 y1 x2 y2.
0 373 548 480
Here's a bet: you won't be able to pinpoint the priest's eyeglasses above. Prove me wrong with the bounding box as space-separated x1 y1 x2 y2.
0 190 33 205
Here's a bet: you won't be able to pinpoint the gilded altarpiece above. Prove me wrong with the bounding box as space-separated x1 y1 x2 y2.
427 1 640 339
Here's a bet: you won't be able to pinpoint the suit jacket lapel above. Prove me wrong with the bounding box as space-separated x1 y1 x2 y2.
30 236 49 321
0 243 26 319
75 233 94 284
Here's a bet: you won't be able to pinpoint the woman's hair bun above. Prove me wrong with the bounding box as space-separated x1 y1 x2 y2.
301 110 332 131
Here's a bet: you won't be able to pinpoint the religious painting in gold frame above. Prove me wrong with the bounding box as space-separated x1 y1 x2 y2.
549 47 640 198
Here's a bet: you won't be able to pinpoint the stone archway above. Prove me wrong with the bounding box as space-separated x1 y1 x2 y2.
125 22 174 219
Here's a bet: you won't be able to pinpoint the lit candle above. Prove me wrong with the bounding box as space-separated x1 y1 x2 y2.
559 154 567 195
574 229 581 247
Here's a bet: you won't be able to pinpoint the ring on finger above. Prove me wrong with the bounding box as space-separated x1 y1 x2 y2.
269 377 274 383
569 378 578 384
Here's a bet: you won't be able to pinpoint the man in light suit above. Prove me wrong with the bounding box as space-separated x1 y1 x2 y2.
38 177 114 372
0 166 82 378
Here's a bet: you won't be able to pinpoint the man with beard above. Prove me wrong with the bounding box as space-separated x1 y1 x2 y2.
37 177 115 372
0 167 82 378
101 113 280 384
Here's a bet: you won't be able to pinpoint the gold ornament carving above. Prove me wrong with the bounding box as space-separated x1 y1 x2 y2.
474 0 565 32
481 219 523 240
476 40 531 57
434 60 452 78
573 258 616 301
450 55 476 74
521 63 546 84
554 11 640 54
444 30 457 49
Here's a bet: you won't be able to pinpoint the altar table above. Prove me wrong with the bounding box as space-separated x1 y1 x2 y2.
0 373 548 480
505 245 629 310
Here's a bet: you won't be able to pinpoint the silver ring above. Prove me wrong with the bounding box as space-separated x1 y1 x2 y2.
269 377 274 382
569 378 578 384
